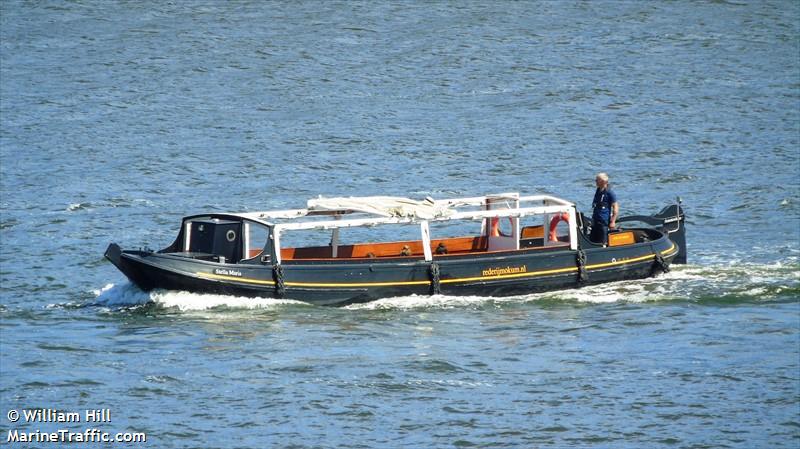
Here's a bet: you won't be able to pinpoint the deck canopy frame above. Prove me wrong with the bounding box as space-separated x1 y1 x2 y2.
189 194 579 264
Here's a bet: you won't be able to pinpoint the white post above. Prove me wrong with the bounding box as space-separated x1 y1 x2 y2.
184 221 192 252
543 198 550 244
568 207 578 251
331 228 340 258
512 196 520 251
420 221 433 261
332 214 341 257
243 222 250 258
543 213 552 246
272 226 282 264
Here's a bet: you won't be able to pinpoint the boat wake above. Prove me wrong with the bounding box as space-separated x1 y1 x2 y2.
93 283 149 308
92 283 306 311
350 261 799 310
92 261 798 312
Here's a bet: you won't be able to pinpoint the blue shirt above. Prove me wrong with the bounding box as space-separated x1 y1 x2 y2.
592 188 617 224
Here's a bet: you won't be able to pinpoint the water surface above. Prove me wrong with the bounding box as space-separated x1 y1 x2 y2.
1 1 798 448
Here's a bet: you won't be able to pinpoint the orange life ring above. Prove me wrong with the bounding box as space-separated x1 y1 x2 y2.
490 216 514 237
490 217 501 237
549 212 570 241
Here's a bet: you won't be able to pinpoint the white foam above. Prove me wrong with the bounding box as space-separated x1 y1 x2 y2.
149 289 305 311
347 263 779 309
347 275 683 310
93 261 798 312
66 202 91 211
93 282 152 307
345 293 501 310
92 282 305 311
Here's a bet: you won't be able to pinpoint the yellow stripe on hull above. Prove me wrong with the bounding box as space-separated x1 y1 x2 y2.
195 243 678 289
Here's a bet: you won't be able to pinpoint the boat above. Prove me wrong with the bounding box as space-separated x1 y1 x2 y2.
104 193 686 306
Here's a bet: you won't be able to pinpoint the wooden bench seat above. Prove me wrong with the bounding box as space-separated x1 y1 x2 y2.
521 225 544 239
276 235 488 260
246 232 573 261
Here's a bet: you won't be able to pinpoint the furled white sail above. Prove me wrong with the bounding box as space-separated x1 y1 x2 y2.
307 196 453 220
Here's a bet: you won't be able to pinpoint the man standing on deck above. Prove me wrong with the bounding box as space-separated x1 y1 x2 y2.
591 172 619 246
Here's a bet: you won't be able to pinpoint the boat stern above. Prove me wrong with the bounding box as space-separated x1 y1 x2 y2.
617 199 687 264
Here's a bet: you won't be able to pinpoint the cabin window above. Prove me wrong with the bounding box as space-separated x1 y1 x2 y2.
483 216 513 237
278 221 432 260
551 216 570 241
338 223 425 257
428 220 488 255
244 222 270 260
278 227 337 254
429 219 482 240
338 224 419 246
519 215 545 241
519 213 570 247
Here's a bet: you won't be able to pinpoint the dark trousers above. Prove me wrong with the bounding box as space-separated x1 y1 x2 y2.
590 220 609 245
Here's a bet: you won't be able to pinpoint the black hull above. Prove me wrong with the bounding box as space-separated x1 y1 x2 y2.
105 235 680 306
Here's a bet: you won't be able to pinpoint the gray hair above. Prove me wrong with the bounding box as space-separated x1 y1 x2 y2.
596 172 609 182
